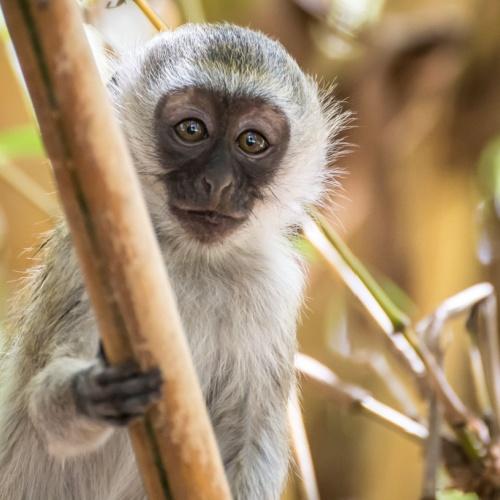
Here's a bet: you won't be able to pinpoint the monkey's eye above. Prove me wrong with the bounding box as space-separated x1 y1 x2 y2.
174 119 208 143
237 130 269 155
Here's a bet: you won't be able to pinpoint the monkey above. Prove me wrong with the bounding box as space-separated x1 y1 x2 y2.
0 23 344 500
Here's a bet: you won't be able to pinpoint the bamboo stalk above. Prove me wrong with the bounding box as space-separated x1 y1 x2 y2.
0 1 231 499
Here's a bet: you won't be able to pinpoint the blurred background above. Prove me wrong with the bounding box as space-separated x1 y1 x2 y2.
1 0 499 499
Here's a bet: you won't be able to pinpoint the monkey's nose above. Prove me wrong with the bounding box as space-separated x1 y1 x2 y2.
200 173 233 206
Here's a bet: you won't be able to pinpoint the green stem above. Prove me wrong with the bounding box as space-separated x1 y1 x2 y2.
314 211 410 332
313 212 486 462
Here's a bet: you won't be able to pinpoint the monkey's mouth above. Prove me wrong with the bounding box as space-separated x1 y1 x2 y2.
170 205 247 243
184 209 234 223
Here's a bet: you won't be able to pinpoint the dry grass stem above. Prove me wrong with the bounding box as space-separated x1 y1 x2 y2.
310 213 491 460
420 313 444 500
468 347 492 416
421 395 442 500
414 285 497 457
466 294 500 438
132 0 167 30
417 283 495 331
405 327 489 461
303 218 426 380
288 388 321 500
296 353 428 442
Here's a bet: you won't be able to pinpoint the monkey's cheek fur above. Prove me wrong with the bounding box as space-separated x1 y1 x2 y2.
170 206 247 244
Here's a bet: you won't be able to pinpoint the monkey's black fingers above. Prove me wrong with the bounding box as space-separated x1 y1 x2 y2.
92 389 162 419
102 414 140 427
94 361 142 385
73 362 163 424
89 369 163 402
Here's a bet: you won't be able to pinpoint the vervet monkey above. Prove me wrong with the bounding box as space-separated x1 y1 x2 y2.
0 23 344 500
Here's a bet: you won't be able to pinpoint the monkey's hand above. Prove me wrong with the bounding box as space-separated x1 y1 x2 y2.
72 361 163 426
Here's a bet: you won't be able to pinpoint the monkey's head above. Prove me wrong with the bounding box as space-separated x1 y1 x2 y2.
111 24 344 251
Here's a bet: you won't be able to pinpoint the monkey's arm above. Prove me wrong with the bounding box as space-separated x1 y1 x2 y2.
27 352 163 459
27 355 113 458
9 226 162 459
6 228 106 458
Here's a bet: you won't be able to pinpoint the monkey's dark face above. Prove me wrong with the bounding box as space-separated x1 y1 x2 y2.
154 87 290 244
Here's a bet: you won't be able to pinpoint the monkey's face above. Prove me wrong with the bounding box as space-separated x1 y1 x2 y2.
113 25 338 251
153 87 290 244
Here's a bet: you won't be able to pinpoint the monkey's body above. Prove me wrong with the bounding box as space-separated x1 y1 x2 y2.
0 226 301 499
0 23 341 500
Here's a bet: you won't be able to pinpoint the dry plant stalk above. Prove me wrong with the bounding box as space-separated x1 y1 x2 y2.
107 0 167 30
296 354 429 443
288 388 321 500
303 216 426 381
307 214 493 459
0 1 230 499
133 0 167 30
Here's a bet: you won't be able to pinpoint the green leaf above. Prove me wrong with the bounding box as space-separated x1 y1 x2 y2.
437 490 479 500
478 135 500 199
0 25 7 45
0 125 44 160
294 235 318 263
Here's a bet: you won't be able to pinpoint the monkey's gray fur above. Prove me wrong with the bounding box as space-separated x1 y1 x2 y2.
0 24 344 500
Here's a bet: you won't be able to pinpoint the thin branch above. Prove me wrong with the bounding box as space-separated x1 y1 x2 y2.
308 213 490 460
417 283 494 331
288 388 321 500
296 353 428 443
414 285 498 453
467 294 500 438
303 217 426 380
132 0 167 30
468 346 491 421
421 395 442 500
312 212 411 331
405 325 489 460
105 0 167 30
420 314 444 500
